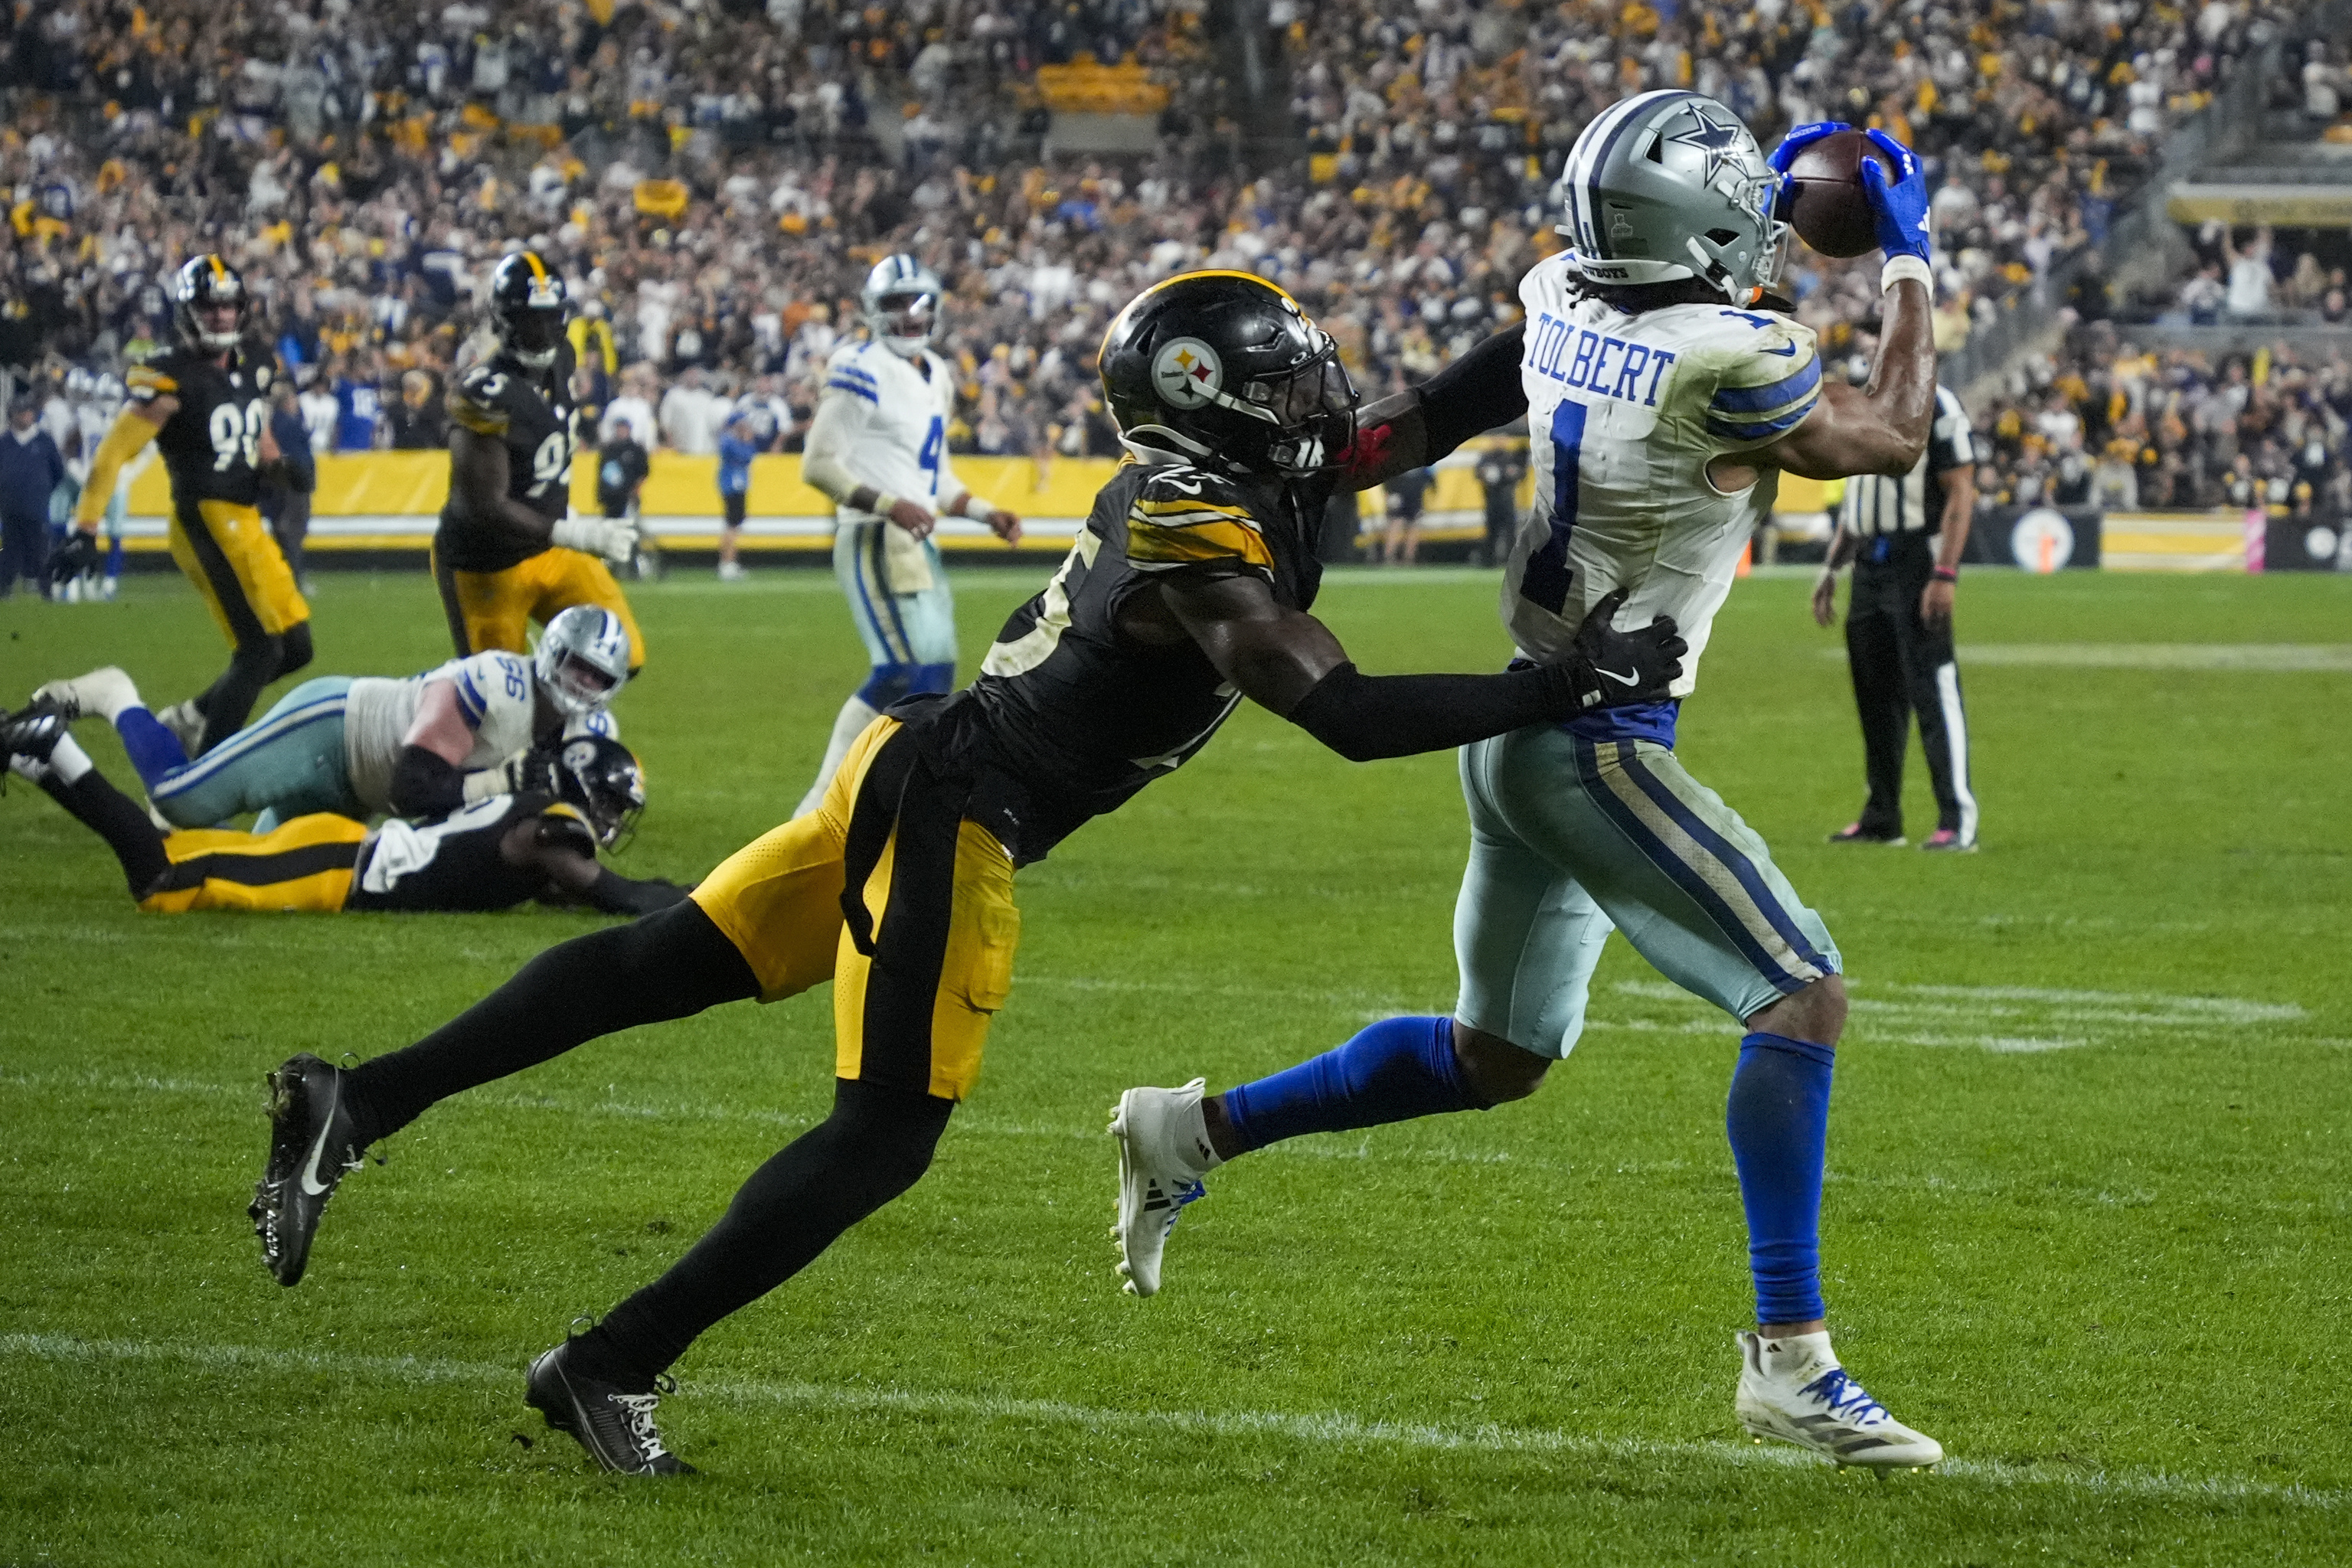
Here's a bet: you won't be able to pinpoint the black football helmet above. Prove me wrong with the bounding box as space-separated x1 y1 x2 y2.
549 733 645 849
172 255 249 352
489 250 569 371
1098 271 1356 479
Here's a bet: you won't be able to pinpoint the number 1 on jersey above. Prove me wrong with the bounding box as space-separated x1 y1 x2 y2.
1521 400 1584 615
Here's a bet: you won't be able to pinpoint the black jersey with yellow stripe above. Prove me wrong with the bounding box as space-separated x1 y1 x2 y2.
435 341 578 573
126 344 276 508
345 792 593 913
965 458 1328 856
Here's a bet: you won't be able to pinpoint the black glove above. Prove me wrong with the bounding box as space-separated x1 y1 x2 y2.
1562 586 1686 710
46 531 102 590
512 742 566 797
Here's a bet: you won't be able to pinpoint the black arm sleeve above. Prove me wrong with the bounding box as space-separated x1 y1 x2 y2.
1284 660 1583 763
387 745 465 818
1416 324 1530 462
583 868 693 916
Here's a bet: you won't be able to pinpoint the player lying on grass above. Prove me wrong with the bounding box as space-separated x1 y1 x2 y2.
243 270 1684 1476
1 706 681 917
28 605 630 831
1111 102 1946 1472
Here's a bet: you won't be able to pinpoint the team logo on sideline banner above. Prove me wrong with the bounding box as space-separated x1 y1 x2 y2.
2011 508 2076 573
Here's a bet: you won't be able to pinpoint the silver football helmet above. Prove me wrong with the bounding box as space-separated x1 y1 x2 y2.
1551 90 1788 304
533 604 633 717
861 254 944 358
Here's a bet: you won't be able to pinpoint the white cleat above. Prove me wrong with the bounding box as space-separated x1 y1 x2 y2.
31 666 140 723
1108 1078 1217 1298
155 698 206 755
1735 1331 1943 1471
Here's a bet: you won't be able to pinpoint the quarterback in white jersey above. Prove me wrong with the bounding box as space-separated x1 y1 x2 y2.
1109 95 1955 1473
794 255 1022 815
34 606 632 830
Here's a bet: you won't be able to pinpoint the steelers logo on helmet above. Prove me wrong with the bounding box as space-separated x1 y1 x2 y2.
563 739 599 773
1152 338 1223 410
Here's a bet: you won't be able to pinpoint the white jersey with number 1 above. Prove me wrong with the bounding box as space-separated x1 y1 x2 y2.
1504 251 1823 697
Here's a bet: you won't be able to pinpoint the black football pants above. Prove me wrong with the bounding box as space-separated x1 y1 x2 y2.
1844 532 1976 841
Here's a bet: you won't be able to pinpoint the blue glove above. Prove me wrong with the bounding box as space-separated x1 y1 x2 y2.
1858 128 1932 263
1766 121 1850 218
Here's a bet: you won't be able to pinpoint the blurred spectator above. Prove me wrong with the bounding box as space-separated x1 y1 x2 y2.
2222 228 2278 321
1 398 65 596
597 420 649 522
387 369 448 451
716 412 756 583
1381 465 1432 566
1474 438 1526 568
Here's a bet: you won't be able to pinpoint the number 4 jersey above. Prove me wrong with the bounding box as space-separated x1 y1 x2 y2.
125 345 275 508
437 341 579 573
1504 252 1822 699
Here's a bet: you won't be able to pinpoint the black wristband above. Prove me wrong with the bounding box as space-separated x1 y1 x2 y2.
387 745 464 818
1416 323 1530 462
1285 659 1576 763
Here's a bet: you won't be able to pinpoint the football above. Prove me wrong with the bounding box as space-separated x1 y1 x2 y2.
1782 128 1896 258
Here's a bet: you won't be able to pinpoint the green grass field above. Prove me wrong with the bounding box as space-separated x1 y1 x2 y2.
2 563 2348 1566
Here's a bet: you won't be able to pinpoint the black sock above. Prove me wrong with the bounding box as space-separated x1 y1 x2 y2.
192 636 284 753
41 771 169 897
341 900 758 1145
572 1077 954 1391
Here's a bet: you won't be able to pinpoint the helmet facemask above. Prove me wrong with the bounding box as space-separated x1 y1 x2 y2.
1246 348 1358 478
501 304 567 371
555 737 645 849
870 288 939 358
533 606 632 717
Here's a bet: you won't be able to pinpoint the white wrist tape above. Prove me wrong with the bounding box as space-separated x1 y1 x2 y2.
460 766 511 803
1880 255 1933 294
959 495 998 520
551 516 601 554
871 492 901 518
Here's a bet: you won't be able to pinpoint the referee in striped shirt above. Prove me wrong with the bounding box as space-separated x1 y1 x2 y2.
1811 383 1979 851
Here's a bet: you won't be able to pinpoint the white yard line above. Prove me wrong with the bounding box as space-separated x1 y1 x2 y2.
4 1331 2341 1511
1815 644 2352 672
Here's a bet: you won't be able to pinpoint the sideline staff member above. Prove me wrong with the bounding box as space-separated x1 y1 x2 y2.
1811 382 1979 851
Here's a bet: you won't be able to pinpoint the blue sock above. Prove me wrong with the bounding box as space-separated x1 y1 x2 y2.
113 707 188 786
1222 1015 1483 1154
1726 1031 1834 1326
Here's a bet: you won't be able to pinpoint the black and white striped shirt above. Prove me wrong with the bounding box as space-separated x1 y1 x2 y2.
1842 384 1974 536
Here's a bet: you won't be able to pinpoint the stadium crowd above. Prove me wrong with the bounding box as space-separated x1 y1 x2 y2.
0 0 2329 513
1969 330 2352 516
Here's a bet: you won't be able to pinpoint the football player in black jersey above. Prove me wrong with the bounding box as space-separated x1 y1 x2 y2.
435 252 647 675
239 272 1678 1477
66 256 312 756
0 710 683 921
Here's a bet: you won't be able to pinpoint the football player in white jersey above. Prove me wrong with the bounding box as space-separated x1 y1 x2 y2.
793 255 1022 815
29 604 630 829
1112 100 1951 1469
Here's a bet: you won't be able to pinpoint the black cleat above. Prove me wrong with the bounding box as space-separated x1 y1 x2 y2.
1826 822 1906 846
250 1053 369 1287
525 1331 696 1475
0 703 67 768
